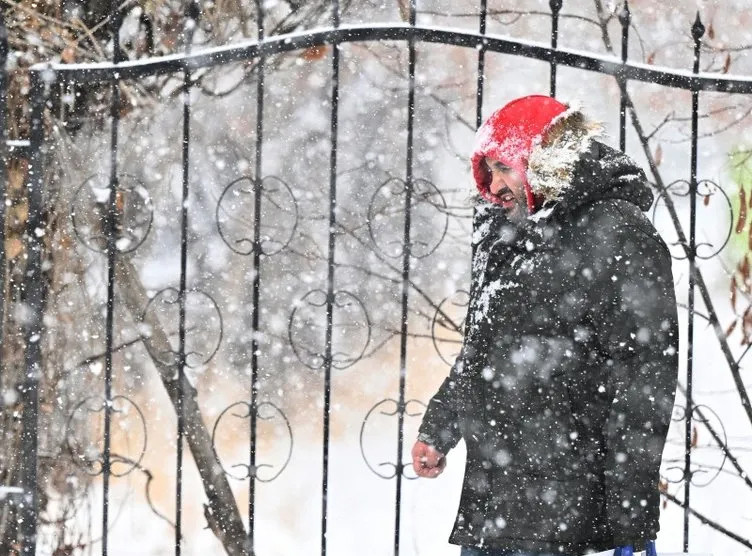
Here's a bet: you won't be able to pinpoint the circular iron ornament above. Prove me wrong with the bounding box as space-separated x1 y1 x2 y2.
216 174 299 256
664 402 727 488
651 178 732 261
432 290 469 366
367 177 449 259
141 287 223 368
288 289 371 370
211 401 293 482
359 398 426 480
71 173 154 254
65 395 148 477
685 403 728 487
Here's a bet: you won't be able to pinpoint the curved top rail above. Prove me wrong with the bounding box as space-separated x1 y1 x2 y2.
30 23 752 94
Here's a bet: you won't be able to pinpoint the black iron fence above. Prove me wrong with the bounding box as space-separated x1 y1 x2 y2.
2 0 752 554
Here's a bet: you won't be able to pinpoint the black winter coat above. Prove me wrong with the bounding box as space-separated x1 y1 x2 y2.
417 141 679 553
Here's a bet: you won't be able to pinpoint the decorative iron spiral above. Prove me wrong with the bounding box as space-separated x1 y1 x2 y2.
211 400 293 482
65 394 148 478
216 174 299 256
141 287 223 369
71 173 154 254
359 398 426 479
651 177 732 260
288 288 371 370
367 177 449 259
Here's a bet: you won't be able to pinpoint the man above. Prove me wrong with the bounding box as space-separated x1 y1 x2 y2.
411 95 678 556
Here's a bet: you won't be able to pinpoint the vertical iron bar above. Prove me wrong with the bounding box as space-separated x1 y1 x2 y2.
102 3 124 553
473 0 487 265
618 0 630 152
475 0 487 130
394 2 416 555
176 3 199 554
685 11 704 553
249 0 265 552
549 0 563 97
321 1 340 555
19 70 45 556
0 11 7 403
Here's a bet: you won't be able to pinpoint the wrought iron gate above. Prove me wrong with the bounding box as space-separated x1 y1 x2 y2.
2 0 752 554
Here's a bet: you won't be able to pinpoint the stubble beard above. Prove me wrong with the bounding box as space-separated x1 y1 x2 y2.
503 199 527 225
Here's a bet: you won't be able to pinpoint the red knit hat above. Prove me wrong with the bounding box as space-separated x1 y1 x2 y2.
471 95 570 214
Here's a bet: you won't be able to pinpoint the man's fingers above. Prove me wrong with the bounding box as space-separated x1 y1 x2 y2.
411 443 422 459
415 466 427 477
412 454 428 474
413 456 447 478
414 454 439 468
411 441 447 477
413 456 435 473
420 465 443 478
421 449 442 467
415 465 440 478
412 458 422 474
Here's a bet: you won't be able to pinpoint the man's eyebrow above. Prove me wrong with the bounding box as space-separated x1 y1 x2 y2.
486 160 512 171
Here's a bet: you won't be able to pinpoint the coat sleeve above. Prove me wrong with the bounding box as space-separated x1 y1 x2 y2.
416 202 493 456
582 201 679 550
416 346 465 455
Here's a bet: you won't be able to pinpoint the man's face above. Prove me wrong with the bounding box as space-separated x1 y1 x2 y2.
484 156 527 223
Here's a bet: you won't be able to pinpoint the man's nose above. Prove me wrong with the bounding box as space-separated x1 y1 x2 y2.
490 176 504 196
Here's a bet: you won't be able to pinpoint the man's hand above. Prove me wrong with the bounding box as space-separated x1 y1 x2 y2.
411 440 447 478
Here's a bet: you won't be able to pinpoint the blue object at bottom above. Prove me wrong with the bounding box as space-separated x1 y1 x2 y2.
615 540 658 556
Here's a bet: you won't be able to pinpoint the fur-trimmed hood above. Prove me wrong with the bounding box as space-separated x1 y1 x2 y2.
471 96 652 223
525 106 604 205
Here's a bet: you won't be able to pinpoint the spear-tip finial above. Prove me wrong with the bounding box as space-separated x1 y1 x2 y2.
692 11 705 41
